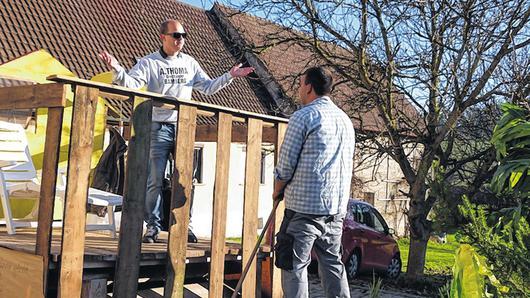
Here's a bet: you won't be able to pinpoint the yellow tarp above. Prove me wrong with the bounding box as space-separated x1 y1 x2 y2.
0 50 107 218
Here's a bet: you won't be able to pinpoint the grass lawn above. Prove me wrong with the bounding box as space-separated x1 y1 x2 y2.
398 234 460 274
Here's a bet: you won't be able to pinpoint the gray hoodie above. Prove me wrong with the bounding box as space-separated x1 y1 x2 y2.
113 49 233 122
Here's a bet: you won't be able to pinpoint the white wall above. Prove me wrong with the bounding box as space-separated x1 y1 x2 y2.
353 143 422 236
190 142 275 238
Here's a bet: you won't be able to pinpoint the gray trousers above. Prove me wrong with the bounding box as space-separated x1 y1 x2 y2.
278 209 350 298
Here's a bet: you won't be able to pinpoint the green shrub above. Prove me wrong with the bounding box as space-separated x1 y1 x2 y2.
457 197 529 297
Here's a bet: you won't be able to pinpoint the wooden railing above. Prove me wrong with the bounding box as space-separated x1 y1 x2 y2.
0 75 289 297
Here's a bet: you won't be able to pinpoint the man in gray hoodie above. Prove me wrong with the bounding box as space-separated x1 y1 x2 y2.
99 19 254 243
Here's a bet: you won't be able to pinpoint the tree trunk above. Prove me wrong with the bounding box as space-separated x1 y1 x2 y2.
406 237 429 279
405 188 432 279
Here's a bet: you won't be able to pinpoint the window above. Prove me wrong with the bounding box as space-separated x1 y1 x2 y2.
371 209 387 233
260 151 266 184
193 147 203 183
356 205 374 227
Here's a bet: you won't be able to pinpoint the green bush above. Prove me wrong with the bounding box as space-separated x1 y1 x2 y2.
455 103 530 297
458 197 529 297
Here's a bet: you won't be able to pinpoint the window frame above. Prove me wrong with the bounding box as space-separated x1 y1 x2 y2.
193 146 204 184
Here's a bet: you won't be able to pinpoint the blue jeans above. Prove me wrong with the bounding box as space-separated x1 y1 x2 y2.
145 122 175 231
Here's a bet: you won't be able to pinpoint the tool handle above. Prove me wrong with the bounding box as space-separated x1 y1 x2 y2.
231 198 281 298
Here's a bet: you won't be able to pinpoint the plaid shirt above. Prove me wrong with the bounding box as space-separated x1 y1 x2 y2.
275 96 355 215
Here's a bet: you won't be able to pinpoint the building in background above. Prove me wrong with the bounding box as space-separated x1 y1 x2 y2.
0 0 417 236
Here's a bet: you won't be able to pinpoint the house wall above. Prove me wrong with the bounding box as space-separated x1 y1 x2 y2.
93 136 417 239
190 142 275 238
354 144 422 237
183 141 419 238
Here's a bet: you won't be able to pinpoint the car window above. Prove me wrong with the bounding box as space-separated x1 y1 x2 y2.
356 204 374 228
371 208 388 233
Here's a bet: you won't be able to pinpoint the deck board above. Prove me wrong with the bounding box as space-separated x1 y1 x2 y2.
0 228 270 265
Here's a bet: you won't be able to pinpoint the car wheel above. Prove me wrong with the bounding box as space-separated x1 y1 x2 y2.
346 252 360 279
386 255 401 279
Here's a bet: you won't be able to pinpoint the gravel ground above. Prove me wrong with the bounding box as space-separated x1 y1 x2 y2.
308 274 427 298
135 275 428 297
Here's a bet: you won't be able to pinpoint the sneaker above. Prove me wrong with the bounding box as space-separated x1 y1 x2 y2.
142 227 159 243
187 228 198 243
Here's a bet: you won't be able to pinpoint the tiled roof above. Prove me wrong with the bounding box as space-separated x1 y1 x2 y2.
213 4 421 133
0 0 276 116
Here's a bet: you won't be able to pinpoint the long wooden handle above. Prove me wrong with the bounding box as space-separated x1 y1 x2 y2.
231 199 281 298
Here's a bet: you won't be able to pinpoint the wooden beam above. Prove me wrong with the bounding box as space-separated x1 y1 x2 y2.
0 83 67 109
271 122 287 298
0 247 44 298
113 98 152 297
164 105 197 297
81 279 107 298
242 118 263 297
196 124 277 143
48 75 288 124
99 91 129 102
208 112 232 297
58 86 99 298
35 107 64 294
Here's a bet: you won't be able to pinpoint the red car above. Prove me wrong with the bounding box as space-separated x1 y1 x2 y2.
312 199 402 279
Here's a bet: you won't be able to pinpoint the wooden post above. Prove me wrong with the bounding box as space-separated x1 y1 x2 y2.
81 279 107 298
271 122 287 298
58 86 99 298
113 98 152 297
35 107 64 295
208 112 233 297
242 118 263 297
164 104 197 297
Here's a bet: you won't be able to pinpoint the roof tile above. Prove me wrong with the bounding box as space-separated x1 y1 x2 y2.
0 0 274 116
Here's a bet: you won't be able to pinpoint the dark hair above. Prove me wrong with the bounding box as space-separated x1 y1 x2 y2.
303 67 333 96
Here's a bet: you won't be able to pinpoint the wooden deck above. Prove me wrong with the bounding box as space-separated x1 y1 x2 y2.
0 227 270 267
0 77 287 297
0 227 272 296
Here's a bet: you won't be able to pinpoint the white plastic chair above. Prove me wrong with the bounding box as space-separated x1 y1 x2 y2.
0 120 122 237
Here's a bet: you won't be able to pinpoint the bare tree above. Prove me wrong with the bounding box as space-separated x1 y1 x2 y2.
221 0 530 278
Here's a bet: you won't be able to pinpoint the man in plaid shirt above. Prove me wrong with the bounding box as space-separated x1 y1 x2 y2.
273 66 355 297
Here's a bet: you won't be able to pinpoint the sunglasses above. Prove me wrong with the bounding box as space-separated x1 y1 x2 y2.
166 32 187 39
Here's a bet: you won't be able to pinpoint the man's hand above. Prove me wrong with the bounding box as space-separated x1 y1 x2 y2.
273 179 287 202
229 63 255 78
272 191 284 202
98 51 120 70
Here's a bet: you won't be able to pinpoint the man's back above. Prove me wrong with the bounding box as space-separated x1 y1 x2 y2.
276 96 355 215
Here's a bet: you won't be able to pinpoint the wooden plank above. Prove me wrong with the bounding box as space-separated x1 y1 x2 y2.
164 104 197 297
0 83 67 109
35 107 64 294
81 279 107 298
48 75 289 124
196 124 277 143
0 228 258 265
99 91 129 101
271 122 287 298
208 112 232 298
0 247 44 298
242 118 263 298
112 98 152 297
58 86 99 298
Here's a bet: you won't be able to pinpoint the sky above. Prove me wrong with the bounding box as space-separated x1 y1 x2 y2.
180 0 216 9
